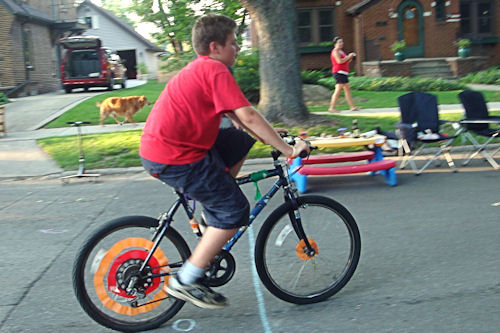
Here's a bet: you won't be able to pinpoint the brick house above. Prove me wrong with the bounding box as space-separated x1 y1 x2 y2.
0 0 85 96
296 0 499 77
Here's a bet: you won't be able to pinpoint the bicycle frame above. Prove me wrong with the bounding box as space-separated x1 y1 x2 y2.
138 152 313 278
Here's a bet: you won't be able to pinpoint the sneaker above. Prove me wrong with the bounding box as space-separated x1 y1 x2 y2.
166 275 228 309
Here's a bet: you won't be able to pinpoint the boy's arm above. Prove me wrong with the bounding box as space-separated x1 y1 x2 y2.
225 112 265 142
231 106 308 157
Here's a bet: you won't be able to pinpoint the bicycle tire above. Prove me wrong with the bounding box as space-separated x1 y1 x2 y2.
254 195 361 304
73 216 191 332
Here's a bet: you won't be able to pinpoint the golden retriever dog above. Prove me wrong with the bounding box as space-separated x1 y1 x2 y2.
97 95 149 126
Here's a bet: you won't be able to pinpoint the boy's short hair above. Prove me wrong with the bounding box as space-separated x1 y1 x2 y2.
192 14 237 55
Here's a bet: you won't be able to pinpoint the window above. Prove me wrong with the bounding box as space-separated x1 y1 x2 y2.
83 15 99 29
318 10 334 43
298 11 311 44
435 0 446 21
84 16 92 28
460 0 494 37
297 7 335 45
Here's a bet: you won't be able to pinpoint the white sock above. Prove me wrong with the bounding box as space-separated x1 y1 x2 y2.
177 260 205 285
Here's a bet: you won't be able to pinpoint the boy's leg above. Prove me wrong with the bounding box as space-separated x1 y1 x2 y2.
167 226 238 309
187 226 238 269
228 155 247 177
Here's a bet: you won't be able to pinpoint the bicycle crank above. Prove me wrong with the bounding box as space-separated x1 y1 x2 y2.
203 250 235 287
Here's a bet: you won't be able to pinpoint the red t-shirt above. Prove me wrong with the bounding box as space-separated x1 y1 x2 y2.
331 49 349 74
140 55 251 165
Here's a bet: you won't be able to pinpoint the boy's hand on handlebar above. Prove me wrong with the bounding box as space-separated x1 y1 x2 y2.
290 139 310 158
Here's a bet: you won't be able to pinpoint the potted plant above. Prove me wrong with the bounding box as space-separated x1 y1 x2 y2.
391 40 406 61
136 62 149 80
456 38 471 58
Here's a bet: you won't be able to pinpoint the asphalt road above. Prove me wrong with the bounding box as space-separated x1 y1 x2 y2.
0 168 499 333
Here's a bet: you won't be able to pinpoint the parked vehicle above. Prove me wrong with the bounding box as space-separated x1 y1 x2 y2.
58 36 127 93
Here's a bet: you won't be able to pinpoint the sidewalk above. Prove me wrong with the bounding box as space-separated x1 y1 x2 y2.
1 82 499 179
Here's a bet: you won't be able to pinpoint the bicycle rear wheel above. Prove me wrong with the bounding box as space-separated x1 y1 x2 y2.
73 216 191 332
255 195 360 304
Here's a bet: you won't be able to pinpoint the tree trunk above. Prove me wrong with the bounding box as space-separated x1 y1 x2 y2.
240 0 308 124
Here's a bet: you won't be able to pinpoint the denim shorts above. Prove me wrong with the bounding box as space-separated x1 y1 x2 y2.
141 128 255 229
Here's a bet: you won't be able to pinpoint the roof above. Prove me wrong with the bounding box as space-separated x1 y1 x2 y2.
346 0 384 16
0 0 54 24
78 0 164 52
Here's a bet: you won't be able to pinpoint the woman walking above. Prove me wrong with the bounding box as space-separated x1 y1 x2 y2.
328 36 360 112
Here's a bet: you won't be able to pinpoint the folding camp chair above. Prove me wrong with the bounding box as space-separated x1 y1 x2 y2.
458 90 500 169
397 92 462 175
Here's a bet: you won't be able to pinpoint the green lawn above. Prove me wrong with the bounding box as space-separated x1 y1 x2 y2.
44 81 500 128
38 111 500 171
39 80 500 170
45 81 165 128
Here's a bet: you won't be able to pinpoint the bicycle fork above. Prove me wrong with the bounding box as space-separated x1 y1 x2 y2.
286 195 316 257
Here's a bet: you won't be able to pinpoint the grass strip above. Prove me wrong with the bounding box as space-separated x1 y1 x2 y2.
38 111 499 171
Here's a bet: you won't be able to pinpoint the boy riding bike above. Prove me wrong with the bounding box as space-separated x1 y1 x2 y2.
140 14 309 309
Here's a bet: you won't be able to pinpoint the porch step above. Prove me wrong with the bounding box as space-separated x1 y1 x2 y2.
411 60 455 80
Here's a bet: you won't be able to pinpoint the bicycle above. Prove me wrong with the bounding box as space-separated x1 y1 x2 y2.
73 134 361 332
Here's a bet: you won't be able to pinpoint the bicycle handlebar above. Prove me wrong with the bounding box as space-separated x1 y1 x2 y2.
273 130 317 160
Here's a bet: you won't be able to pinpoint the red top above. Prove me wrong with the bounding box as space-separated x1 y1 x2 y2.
331 49 349 74
140 55 251 165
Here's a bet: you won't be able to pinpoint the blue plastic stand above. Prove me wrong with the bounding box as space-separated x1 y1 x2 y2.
289 157 307 193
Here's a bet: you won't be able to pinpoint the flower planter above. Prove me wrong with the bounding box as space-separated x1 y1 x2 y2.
458 48 470 58
394 52 405 62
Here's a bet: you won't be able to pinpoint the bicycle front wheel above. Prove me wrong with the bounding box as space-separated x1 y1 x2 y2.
255 195 360 304
73 216 191 332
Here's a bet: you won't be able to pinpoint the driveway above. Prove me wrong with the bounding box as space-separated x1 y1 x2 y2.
5 80 147 132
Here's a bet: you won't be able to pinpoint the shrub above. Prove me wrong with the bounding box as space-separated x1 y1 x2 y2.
317 76 467 91
136 62 149 74
459 66 500 85
159 51 196 72
301 70 329 84
0 93 8 105
233 49 260 103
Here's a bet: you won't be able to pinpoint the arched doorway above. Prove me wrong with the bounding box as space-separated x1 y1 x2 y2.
397 0 424 58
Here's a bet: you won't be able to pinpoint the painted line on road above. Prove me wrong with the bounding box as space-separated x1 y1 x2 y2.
248 225 272 333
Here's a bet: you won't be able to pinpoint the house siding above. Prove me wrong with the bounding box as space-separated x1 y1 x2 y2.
0 0 80 96
28 22 60 93
77 3 161 79
0 7 16 88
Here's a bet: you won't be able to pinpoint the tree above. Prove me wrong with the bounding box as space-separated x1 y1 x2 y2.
100 0 137 28
126 0 307 123
128 0 247 54
240 0 308 123
129 0 195 53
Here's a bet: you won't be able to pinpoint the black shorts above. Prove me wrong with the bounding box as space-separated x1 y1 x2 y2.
334 73 349 84
213 127 256 168
141 128 256 229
